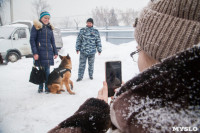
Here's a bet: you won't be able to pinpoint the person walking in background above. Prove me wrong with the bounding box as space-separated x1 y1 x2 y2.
30 11 58 93
76 18 102 82
49 0 200 132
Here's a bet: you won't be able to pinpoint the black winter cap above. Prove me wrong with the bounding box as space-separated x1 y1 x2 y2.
87 18 94 24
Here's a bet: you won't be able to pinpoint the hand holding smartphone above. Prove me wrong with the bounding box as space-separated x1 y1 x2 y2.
105 61 122 97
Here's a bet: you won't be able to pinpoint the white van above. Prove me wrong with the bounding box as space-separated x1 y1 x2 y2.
0 20 63 63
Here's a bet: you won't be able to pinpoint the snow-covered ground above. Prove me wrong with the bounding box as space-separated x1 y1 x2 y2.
0 36 139 133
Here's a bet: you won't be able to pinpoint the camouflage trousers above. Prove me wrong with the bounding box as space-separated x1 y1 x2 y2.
78 53 95 79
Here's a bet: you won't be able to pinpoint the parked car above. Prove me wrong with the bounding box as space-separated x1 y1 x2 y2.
0 20 63 63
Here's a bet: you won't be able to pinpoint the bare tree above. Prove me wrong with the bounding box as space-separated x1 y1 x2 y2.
92 7 119 27
120 9 138 26
32 0 51 19
0 0 9 26
74 18 80 30
92 7 107 27
63 17 72 28
108 8 118 26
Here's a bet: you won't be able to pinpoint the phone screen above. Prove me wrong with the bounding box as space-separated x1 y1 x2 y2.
105 61 122 97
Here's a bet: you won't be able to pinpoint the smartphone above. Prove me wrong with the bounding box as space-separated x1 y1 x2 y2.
105 61 122 97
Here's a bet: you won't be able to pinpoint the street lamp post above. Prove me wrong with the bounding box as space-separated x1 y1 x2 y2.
10 0 13 23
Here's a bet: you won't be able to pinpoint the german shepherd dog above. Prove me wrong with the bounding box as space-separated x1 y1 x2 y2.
47 55 75 94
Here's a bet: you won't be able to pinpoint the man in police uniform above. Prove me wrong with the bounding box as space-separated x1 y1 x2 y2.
76 18 102 82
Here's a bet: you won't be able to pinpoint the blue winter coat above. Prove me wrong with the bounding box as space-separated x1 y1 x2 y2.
76 27 102 55
30 20 58 67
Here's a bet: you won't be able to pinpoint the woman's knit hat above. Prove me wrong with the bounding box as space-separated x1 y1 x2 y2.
134 0 200 61
40 11 50 20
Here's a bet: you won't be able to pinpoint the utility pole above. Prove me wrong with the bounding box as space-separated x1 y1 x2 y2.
10 0 13 23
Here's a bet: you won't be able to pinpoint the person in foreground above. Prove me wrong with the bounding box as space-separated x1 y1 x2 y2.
48 0 200 132
30 11 58 93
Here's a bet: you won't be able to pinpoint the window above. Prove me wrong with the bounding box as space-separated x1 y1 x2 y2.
14 29 27 39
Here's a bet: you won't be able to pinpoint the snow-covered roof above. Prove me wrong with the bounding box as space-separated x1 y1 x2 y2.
12 20 33 30
6 24 28 28
12 20 33 25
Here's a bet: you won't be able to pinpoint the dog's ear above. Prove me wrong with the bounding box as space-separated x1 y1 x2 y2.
66 54 70 59
59 55 63 60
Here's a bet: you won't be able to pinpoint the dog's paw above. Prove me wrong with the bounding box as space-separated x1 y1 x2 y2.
70 92 75 95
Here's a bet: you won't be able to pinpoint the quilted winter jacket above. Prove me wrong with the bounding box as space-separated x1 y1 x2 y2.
30 20 58 67
76 27 102 55
48 45 200 133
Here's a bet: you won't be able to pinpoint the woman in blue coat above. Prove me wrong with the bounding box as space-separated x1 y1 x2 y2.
30 11 58 93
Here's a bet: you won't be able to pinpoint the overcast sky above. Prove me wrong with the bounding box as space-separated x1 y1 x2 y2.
48 0 149 17
3 0 149 26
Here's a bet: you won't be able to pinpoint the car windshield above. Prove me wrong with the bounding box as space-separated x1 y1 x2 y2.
0 26 15 39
